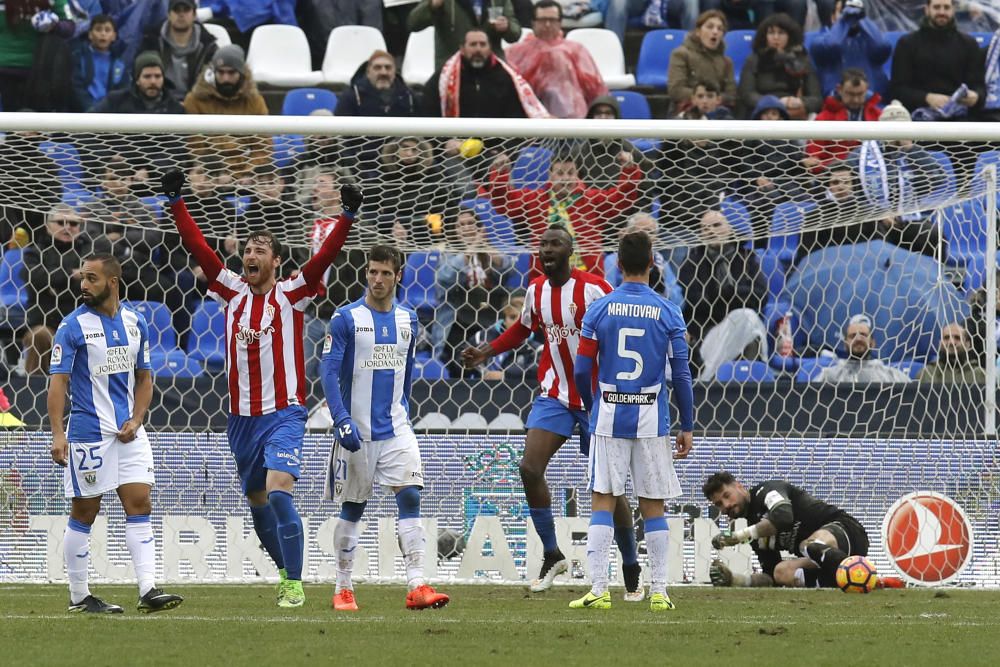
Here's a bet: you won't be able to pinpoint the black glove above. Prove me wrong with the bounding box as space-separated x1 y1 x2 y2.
160 169 185 202
341 183 364 215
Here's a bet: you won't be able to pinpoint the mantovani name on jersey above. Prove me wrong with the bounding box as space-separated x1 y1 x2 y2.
359 343 407 370
607 302 661 319
602 391 657 405
94 346 132 376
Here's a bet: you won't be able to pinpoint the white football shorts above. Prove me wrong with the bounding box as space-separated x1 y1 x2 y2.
588 434 681 500
64 429 155 499
324 428 424 503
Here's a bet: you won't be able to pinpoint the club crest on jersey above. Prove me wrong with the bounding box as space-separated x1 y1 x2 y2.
112 330 120 341
84 472 97 485
382 326 388 337
127 325 139 339
265 304 275 319
400 327 411 342
568 302 578 316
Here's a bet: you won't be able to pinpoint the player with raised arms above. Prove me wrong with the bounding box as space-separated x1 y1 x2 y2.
703 472 890 589
49 253 183 614
321 244 449 611
160 168 364 608
570 230 694 610
462 224 644 598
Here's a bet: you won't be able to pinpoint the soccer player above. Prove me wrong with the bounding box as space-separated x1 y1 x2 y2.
570 230 694 611
321 245 450 611
160 169 363 608
49 254 183 614
461 225 644 598
703 472 875 589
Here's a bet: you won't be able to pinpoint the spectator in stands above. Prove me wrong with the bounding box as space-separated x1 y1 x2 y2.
603 212 683 307
0 2 68 111
376 137 453 245
90 51 186 113
70 14 128 112
482 149 641 275
21 205 93 375
679 206 769 380
797 160 878 263
0 131 60 212
917 322 985 384
183 45 270 181
574 94 654 195
814 314 911 383
431 207 513 363
964 276 999 370
698 0 808 31
804 68 882 171
242 165 304 244
674 81 734 119
465 293 542 380
337 50 418 118
737 13 821 119
83 155 156 229
667 9 737 115
810 0 891 99
606 0 685 43
423 29 549 119
409 0 521 71
505 0 608 118
890 0 985 121
140 0 218 103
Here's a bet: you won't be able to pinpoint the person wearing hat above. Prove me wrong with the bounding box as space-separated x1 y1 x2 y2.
183 44 270 180
814 314 912 383
140 0 219 102
90 50 186 114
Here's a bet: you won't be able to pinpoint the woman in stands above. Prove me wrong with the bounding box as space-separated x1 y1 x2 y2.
667 10 738 115
737 12 821 119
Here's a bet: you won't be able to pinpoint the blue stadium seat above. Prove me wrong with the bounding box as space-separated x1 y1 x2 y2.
939 199 987 291
126 300 204 378
39 141 94 207
275 88 338 170
635 29 686 89
461 198 517 251
512 145 552 190
715 360 776 383
185 299 226 371
414 357 449 380
611 90 658 152
401 251 441 314
725 30 755 82
755 248 785 305
795 356 837 382
721 198 752 237
973 150 1000 178
506 252 533 291
924 150 957 204
889 360 925 380
769 200 816 264
0 248 28 308
972 32 992 49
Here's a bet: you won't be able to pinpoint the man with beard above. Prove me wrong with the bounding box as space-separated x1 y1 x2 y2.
90 51 186 114
408 0 520 71
917 322 985 384
890 0 985 119
702 471 879 589
140 0 218 102
461 225 646 602
814 314 911 383
336 50 418 117
423 29 547 119
796 161 880 265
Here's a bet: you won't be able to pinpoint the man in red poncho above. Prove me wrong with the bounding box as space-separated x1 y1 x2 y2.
480 150 641 276
504 0 607 119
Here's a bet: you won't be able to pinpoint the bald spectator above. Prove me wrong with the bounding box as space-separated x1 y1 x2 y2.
409 0 521 71
814 315 911 383
917 323 986 384
603 212 683 307
336 50 418 117
505 0 607 118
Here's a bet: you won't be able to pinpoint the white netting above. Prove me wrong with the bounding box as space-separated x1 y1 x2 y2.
0 115 997 586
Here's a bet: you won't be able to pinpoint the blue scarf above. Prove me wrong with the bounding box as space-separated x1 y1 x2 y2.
987 29 1000 110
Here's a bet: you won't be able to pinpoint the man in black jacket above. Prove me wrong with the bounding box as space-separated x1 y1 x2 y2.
140 0 218 102
90 51 186 114
335 50 418 117
890 0 985 119
423 29 529 118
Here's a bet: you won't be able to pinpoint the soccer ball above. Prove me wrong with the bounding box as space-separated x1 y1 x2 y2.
836 555 878 593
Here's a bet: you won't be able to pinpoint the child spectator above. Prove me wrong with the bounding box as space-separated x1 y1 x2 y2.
71 14 128 112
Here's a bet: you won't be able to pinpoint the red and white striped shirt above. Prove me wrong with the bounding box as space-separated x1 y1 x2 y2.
491 269 611 410
207 270 317 416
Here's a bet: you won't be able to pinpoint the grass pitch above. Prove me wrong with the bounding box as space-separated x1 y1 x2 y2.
2 584 999 666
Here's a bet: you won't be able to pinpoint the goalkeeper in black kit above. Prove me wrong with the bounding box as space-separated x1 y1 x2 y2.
702 472 900 589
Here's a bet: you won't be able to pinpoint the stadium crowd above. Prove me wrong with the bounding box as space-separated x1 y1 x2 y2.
1 0 998 391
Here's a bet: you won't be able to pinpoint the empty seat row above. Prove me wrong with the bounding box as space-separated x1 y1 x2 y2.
716 357 925 383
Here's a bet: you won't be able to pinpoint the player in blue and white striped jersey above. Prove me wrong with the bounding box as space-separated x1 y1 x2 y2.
320 244 449 612
570 231 695 612
48 254 182 615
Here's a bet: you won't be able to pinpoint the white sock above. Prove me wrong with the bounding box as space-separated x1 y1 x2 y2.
586 524 614 595
646 526 669 597
397 518 425 590
125 515 156 597
64 519 92 604
334 519 360 593
793 567 806 587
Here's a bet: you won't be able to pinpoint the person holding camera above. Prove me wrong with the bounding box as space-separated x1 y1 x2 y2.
810 0 892 99
737 12 821 119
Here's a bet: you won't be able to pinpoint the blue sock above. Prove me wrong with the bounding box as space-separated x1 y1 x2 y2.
615 523 639 567
340 501 367 522
249 503 285 570
529 506 559 554
395 486 421 519
268 490 303 580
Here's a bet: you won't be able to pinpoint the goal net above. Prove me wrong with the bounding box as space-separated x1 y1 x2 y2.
0 114 997 588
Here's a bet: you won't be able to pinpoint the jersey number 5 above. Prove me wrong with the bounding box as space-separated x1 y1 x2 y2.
616 328 644 381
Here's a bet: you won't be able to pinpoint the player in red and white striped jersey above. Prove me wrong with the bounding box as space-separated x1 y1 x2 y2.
161 169 364 608
462 224 644 599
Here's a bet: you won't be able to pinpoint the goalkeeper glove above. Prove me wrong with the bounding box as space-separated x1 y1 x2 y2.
335 418 362 452
160 169 185 203
340 183 364 215
709 560 734 587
